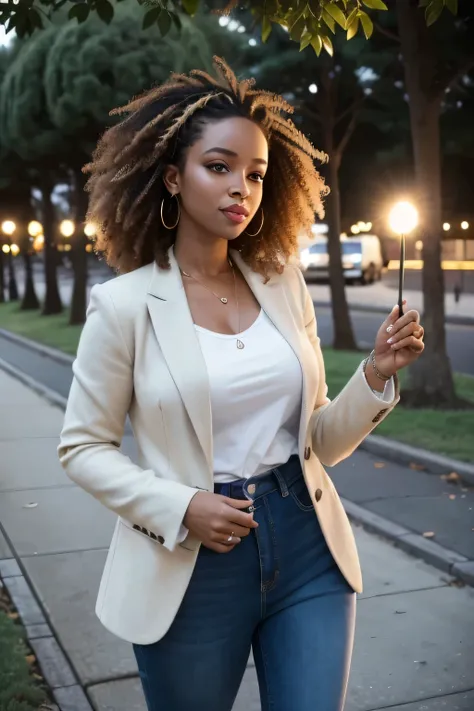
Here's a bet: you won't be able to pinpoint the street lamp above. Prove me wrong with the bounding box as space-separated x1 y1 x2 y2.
461 221 469 230
84 222 96 238
28 220 43 237
10 244 20 257
59 219 75 238
0 219 19 301
388 201 418 317
443 222 450 231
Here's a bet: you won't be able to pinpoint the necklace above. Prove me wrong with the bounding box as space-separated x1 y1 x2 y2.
179 257 245 350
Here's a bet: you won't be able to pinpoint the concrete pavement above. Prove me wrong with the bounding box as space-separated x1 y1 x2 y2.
1 369 473 710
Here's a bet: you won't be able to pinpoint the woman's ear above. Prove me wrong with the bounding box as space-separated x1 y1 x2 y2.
163 165 180 195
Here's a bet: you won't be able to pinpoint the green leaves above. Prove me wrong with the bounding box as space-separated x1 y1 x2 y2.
422 0 458 26
359 10 373 39
182 0 200 16
68 3 91 23
262 15 272 42
361 0 388 9
425 0 443 25
95 0 114 24
323 2 347 29
347 15 359 40
142 6 161 29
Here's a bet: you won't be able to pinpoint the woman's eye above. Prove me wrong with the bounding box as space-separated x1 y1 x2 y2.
250 173 264 182
208 163 228 173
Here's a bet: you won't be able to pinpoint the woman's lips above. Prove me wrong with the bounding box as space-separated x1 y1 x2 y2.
221 210 247 224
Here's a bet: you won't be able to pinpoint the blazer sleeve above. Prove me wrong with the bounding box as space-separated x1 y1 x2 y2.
295 268 400 467
57 284 199 553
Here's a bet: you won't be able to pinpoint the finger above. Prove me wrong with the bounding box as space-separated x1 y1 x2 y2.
215 522 253 538
387 309 420 335
387 322 422 345
222 497 254 510
390 335 425 352
385 302 406 332
227 507 259 529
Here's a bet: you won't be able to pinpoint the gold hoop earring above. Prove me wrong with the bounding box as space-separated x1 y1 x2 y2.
160 195 180 230
245 208 264 237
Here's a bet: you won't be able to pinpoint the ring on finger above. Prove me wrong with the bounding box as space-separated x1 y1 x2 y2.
227 531 235 542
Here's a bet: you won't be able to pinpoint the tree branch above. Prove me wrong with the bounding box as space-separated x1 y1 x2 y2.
335 109 358 161
373 21 400 44
336 95 365 125
431 58 474 102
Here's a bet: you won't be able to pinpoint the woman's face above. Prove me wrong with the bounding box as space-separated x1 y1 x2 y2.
165 116 268 241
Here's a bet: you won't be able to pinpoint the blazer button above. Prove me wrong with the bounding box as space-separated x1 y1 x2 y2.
304 446 311 460
315 488 323 502
158 536 165 544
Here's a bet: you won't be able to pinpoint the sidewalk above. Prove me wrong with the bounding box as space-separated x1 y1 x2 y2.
1 369 473 710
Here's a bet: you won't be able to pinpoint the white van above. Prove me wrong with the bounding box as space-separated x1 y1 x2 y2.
297 234 384 284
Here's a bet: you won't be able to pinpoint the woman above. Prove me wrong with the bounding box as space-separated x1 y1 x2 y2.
58 58 424 711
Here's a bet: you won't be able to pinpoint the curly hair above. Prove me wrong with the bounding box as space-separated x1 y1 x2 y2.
83 56 329 279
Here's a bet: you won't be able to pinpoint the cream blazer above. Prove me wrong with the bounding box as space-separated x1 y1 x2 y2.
58 245 399 645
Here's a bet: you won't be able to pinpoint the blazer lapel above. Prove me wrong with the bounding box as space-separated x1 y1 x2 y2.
146 250 213 474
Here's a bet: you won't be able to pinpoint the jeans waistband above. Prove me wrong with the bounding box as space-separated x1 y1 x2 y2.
214 453 302 502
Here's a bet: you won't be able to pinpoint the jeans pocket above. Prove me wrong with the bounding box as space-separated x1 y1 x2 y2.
289 478 315 512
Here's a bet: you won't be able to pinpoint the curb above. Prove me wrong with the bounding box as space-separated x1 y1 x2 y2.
0 328 75 366
359 434 474 487
0 525 94 711
312 300 474 327
342 498 474 588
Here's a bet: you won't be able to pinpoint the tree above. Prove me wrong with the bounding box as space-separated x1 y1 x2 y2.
0 28 68 315
390 1 474 407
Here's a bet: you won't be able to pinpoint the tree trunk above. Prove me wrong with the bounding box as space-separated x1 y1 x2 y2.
0 252 4 303
7 248 19 301
319 63 357 351
396 0 459 407
21 248 40 311
41 175 63 316
69 169 88 325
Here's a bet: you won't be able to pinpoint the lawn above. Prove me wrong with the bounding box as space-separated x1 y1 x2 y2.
0 591 50 711
1 301 473 462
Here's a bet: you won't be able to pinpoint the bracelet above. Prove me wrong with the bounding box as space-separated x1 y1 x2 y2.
368 350 391 382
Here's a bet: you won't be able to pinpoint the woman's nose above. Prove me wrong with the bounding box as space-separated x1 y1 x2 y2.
229 179 250 200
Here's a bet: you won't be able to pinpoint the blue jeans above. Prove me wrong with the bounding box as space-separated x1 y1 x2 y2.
133 454 356 711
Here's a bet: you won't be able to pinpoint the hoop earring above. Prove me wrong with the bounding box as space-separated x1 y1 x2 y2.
245 208 264 237
160 195 180 230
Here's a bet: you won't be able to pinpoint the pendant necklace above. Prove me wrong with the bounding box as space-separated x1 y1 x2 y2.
179 257 245 350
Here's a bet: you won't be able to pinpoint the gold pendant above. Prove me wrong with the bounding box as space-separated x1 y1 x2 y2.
237 339 245 349
220 297 228 304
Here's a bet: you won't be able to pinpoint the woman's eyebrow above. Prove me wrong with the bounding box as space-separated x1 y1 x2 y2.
202 147 268 165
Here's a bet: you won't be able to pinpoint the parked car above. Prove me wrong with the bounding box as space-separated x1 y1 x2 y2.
298 234 384 284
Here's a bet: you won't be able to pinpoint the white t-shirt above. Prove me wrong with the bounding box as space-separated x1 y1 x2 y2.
194 308 303 483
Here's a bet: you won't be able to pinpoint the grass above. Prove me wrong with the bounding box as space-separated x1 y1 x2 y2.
0 302 81 356
0 605 49 711
1 301 473 462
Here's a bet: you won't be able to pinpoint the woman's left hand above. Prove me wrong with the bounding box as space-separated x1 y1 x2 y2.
373 301 425 378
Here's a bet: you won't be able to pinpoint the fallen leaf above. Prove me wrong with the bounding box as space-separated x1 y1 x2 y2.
374 462 386 469
7 611 19 620
22 502 38 509
409 462 425 471
25 654 36 665
423 531 435 538
449 494 456 500
446 472 460 482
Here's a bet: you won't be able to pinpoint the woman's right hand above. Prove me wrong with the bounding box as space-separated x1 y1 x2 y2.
183 491 259 553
